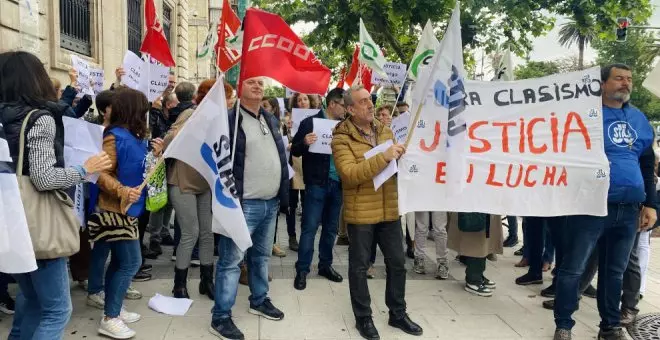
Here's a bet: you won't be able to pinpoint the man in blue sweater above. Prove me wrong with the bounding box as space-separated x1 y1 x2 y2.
553 64 657 340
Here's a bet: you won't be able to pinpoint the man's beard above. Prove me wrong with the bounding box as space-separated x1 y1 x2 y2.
611 90 631 103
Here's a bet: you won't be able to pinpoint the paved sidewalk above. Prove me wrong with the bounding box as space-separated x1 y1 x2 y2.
1 217 659 339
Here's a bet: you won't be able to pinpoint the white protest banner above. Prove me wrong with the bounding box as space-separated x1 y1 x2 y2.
122 51 143 90
62 117 104 183
398 67 609 217
371 62 407 87
291 109 319 137
139 61 170 102
391 111 411 144
70 54 94 96
365 140 397 190
162 79 252 251
309 118 340 154
90 68 105 95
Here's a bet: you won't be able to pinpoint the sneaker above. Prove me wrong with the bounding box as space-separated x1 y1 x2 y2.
98 317 136 339
0 294 15 315
132 271 152 282
119 308 141 324
289 238 299 252
465 283 493 297
139 263 152 272
543 299 579 311
515 273 543 286
249 298 284 321
87 292 105 309
598 327 628 340
125 286 142 300
514 247 524 256
541 284 556 298
413 257 425 274
482 277 496 289
209 318 245 340
583 284 597 298
435 262 449 280
367 265 376 279
620 308 638 326
553 328 572 340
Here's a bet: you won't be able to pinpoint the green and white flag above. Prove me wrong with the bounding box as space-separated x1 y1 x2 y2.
410 20 440 80
359 18 388 77
197 20 218 59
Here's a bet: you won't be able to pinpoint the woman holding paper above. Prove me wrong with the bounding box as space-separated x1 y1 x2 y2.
88 88 151 339
285 92 317 251
0 51 111 340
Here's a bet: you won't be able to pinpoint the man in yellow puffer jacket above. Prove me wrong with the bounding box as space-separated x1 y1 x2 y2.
331 85 422 340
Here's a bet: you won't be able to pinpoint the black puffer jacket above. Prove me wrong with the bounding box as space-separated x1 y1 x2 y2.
228 105 289 209
0 101 66 175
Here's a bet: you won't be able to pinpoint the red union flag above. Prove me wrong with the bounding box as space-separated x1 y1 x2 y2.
239 8 331 95
215 0 241 72
346 45 372 92
139 0 175 67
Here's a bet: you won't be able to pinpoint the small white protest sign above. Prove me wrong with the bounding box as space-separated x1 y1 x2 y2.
372 62 407 86
291 109 319 137
309 118 340 154
70 55 94 96
121 51 143 90
390 111 411 144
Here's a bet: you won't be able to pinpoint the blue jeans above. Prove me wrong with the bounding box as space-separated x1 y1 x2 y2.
213 198 279 321
555 204 640 330
295 181 343 273
88 239 141 317
9 258 71 340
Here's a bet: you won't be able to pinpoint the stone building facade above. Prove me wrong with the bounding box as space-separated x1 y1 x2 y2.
0 0 218 89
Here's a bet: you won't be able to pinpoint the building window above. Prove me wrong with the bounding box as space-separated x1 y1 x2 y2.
163 4 172 47
127 0 142 56
60 0 91 56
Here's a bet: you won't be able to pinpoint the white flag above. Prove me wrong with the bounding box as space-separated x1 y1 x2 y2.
493 48 514 81
643 59 660 98
0 125 37 273
359 18 388 77
162 79 252 251
410 20 440 81
197 20 219 59
399 2 467 212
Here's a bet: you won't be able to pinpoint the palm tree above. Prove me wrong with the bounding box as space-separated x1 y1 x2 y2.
557 18 597 70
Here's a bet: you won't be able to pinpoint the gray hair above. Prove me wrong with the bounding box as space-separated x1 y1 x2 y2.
175 82 196 102
343 85 365 107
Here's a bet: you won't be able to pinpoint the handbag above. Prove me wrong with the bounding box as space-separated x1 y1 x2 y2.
16 109 80 259
457 212 490 233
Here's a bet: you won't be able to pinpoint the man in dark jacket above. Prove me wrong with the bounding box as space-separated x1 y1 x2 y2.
211 77 289 340
290 88 346 290
167 82 196 127
552 64 657 340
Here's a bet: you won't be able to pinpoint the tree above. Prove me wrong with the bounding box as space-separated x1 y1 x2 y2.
514 61 560 80
252 0 557 71
557 18 596 70
264 86 285 98
592 30 660 120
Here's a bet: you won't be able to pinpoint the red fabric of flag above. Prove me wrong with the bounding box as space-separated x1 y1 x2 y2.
345 45 372 92
238 8 331 96
336 67 346 89
215 0 241 72
139 0 176 67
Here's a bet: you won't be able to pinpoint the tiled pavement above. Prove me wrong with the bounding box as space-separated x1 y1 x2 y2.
1 214 660 339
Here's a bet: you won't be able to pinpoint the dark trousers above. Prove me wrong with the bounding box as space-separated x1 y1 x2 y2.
555 204 639 331
622 232 642 312
69 228 91 282
295 181 343 273
0 272 12 295
138 212 150 258
464 256 486 285
506 216 519 239
286 189 304 238
524 217 564 276
348 221 406 318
